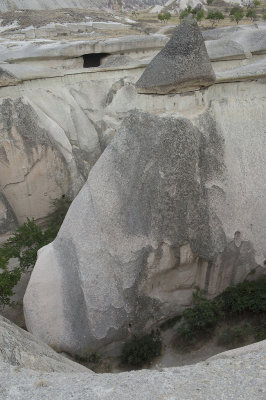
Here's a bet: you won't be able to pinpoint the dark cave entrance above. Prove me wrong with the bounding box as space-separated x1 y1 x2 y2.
83 53 110 68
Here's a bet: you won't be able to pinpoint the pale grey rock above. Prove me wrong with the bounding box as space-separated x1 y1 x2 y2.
205 39 245 61
136 17 215 94
217 58 266 82
0 30 265 238
0 315 89 373
0 35 168 64
202 25 244 41
100 54 136 68
0 66 18 86
234 29 266 55
0 340 265 400
24 107 266 356
0 93 101 228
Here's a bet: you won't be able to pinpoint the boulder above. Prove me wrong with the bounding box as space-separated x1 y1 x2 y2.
136 16 215 94
24 108 265 356
0 315 88 373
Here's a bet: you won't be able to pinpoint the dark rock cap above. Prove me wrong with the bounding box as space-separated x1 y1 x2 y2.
136 16 216 94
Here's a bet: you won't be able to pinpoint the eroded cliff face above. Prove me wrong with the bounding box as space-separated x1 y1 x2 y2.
23 80 266 355
0 26 265 237
0 23 265 354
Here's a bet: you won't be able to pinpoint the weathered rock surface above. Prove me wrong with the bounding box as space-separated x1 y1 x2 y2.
0 26 265 238
0 340 265 399
0 0 166 12
136 17 215 94
0 315 88 373
24 97 266 355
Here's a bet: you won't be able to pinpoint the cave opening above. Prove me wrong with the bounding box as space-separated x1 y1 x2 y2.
83 53 110 68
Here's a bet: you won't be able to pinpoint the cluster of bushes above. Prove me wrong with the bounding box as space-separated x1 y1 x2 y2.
0 195 71 308
121 278 266 366
179 6 205 22
176 278 266 348
157 12 171 23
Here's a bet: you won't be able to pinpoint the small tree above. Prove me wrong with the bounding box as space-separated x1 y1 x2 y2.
158 12 171 23
230 7 244 24
207 0 213 4
180 6 204 22
164 12 171 22
207 11 225 27
179 6 193 19
196 9 205 23
158 13 164 23
246 8 256 21
0 195 71 308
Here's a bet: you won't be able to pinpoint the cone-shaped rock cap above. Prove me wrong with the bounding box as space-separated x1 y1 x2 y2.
136 16 216 94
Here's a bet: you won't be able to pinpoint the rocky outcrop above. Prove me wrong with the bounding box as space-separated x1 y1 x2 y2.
0 315 88 373
24 96 266 355
1 25 264 236
0 340 265 399
136 17 215 94
0 0 166 12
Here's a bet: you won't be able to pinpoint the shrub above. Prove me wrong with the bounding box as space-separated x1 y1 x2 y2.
217 278 266 315
230 7 244 24
158 12 171 23
182 290 222 332
207 11 225 26
179 6 193 19
0 195 71 307
121 330 162 367
176 278 266 348
246 9 256 20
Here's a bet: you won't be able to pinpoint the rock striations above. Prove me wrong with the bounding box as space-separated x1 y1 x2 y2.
136 16 216 94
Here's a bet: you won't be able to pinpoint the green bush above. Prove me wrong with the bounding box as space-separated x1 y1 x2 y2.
158 12 171 23
230 7 244 24
121 330 162 367
207 11 225 26
182 290 223 332
176 278 266 347
0 195 71 308
217 278 266 315
246 9 256 20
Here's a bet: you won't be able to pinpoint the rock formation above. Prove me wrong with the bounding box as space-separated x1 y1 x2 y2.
0 315 88 373
24 97 266 355
0 25 265 238
136 16 216 94
1 339 265 399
